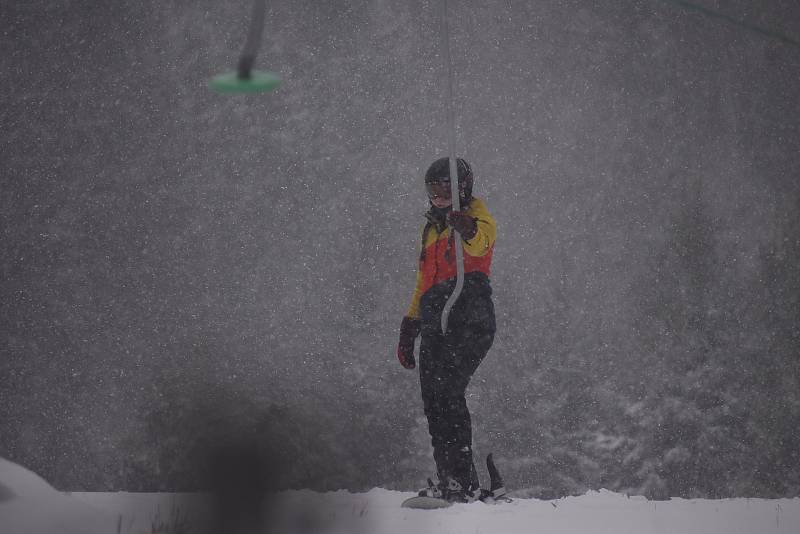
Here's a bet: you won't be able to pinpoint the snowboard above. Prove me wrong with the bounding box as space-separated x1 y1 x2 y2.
401 492 512 509
402 454 511 510
401 495 454 509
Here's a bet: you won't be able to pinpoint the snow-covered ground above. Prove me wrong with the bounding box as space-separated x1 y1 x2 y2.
2 457 799 534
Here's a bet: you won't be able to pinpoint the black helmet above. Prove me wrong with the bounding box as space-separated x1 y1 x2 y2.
424 157 474 204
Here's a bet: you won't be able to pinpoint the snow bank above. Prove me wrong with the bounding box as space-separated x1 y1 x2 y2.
2 457 799 534
0 457 118 534
0 457 58 500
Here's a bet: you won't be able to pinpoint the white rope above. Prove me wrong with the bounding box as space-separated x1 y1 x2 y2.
439 0 465 335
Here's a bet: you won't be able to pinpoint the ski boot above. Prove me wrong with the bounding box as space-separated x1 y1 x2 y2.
418 476 476 503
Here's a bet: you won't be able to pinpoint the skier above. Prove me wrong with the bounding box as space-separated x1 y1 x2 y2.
396 157 497 503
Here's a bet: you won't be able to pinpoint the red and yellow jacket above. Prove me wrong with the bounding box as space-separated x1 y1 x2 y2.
407 197 496 320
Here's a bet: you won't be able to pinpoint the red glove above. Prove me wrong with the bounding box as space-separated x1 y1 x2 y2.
397 316 421 369
446 211 478 240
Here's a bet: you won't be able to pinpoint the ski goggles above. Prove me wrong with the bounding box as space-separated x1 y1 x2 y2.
425 181 452 200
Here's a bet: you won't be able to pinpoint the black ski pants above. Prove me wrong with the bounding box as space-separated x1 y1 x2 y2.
419 326 494 491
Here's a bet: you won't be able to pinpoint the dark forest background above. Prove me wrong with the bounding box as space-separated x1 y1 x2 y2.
2 0 799 500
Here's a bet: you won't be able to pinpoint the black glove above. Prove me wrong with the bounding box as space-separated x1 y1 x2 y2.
425 206 449 233
446 211 478 241
397 316 421 369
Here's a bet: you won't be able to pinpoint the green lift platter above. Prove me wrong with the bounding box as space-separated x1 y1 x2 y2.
209 70 281 94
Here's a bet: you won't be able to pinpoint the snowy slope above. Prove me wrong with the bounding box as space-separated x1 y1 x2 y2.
2 457 799 534
73 488 800 534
